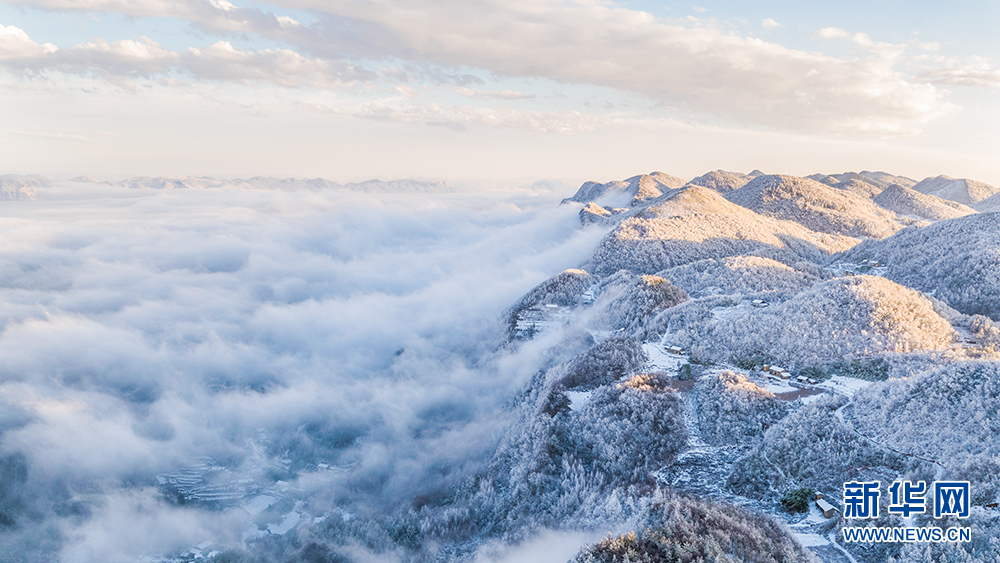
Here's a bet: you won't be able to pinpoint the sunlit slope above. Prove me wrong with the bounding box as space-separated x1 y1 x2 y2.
911 175 999 205
873 184 977 221
588 186 857 276
699 275 956 367
685 169 751 193
658 255 818 298
726 174 906 238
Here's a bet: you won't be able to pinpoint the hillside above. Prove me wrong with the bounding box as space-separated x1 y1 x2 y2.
685 169 751 193
587 186 858 276
694 275 957 368
833 178 885 198
911 175 998 205
811 171 915 189
852 362 1000 470
658 255 818 298
842 212 1000 319
725 174 905 238
572 496 813 563
873 184 977 220
973 191 1000 212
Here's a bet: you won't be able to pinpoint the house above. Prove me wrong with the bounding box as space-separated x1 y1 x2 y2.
816 498 838 518
666 345 685 355
796 375 808 383
807 378 818 385
769 366 791 379
751 299 768 308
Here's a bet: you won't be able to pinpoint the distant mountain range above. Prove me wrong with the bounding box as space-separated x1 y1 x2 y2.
69 175 462 193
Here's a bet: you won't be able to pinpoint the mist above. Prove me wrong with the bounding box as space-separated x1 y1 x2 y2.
0 181 609 562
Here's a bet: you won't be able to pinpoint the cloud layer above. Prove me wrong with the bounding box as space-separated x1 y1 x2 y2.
0 181 607 561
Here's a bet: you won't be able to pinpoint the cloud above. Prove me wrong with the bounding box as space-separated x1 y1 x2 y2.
0 26 368 87
0 181 610 559
817 27 850 40
453 86 535 100
182 41 364 87
1 0 964 135
0 23 56 59
916 57 1000 87
355 102 606 133
761 18 780 29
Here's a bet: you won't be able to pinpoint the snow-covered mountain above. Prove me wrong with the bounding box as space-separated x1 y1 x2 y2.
561 172 686 208
0 174 44 200
725 174 908 238
685 169 752 193
842 211 1000 319
587 185 857 276
4 167 999 563
910 174 998 205
873 183 977 220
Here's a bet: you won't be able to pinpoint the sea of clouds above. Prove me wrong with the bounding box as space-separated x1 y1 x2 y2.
0 180 609 562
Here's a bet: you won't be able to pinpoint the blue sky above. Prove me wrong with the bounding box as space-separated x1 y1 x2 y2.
1 0 998 185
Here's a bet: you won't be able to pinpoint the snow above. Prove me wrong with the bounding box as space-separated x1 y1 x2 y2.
749 373 796 394
819 375 873 397
565 390 592 411
268 511 301 535
788 504 833 549
710 300 749 322
642 343 688 372
794 533 829 547
800 392 827 404
241 494 277 516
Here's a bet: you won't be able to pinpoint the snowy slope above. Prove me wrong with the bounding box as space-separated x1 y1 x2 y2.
726 174 906 238
911 175 998 205
873 184 977 220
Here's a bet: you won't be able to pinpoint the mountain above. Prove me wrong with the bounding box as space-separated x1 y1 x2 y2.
858 170 917 189
561 172 686 207
811 170 916 189
0 174 45 200
572 495 814 563
833 177 885 198
911 175 998 205
658 255 818 299
972 191 1000 212
873 184 977 220
699 275 956 368
587 185 858 276
842 212 1000 319
685 170 751 193
725 174 905 238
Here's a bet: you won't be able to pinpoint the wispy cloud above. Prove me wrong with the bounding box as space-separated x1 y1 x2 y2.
0 1 977 135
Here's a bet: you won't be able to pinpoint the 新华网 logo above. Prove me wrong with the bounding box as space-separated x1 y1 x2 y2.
841 480 972 543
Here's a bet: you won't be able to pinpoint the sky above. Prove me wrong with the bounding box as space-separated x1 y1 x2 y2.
0 0 999 185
